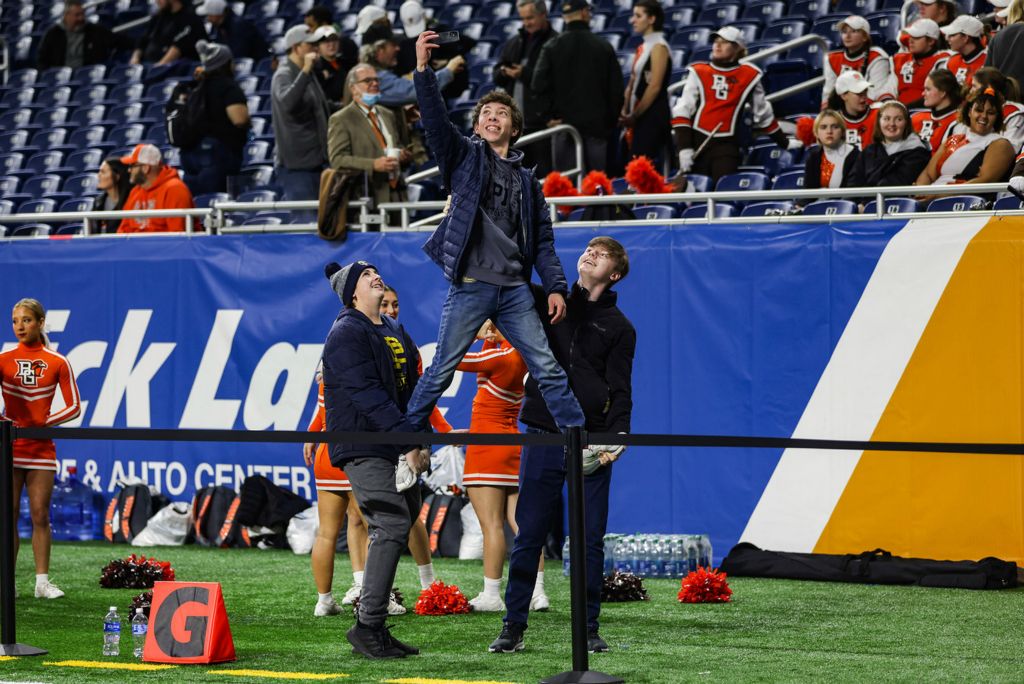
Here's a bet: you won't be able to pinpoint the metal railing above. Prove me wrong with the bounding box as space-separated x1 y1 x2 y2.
2 183 1021 238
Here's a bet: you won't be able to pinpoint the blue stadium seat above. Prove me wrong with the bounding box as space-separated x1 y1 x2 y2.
71 84 109 106
237 75 260 96
0 176 22 195
785 41 825 70
109 83 148 104
23 174 64 196
772 170 806 190
71 63 108 84
743 0 785 22
1 87 37 108
469 60 497 84
36 86 73 108
0 108 38 132
565 208 586 221
666 6 696 26
9 68 39 86
762 19 808 44
59 197 95 213
246 0 280 18
741 200 793 216
865 11 901 50
993 194 1024 211
68 126 109 149
731 21 763 45
145 80 181 102
632 204 678 220
243 141 272 166
108 103 148 124
438 3 475 24
681 203 736 219
690 46 713 63
162 147 182 167
597 30 625 50
716 171 770 193
108 124 147 148
0 153 26 175
146 124 169 145
237 189 278 203
236 165 276 193
69 105 109 127
241 215 285 226
746 145 804 177
485 17 521 40
670 26 713 52
455 20 487 40
25 152 66 174
611 177 629 194
670 48 689 69
33 106 71 128
449 103 477 134
469 39 496 62
835 0 878 14
927 195 986 212
608 11 632 32
0 130 32 152
0 199 15 215
9 223 53 237
194 192 232 208
63 172 100 195
685 173 712 193
697 3 741 25
18 199 58 215
66 150 105 174
810 15 847 47
862 197 919 215
54 223 84 235
802 199 857 215
766 60 819 115
108 63 146 83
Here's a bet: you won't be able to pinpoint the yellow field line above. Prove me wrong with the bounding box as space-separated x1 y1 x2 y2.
207 669 350 680
383 679 518 684
44 659 177 671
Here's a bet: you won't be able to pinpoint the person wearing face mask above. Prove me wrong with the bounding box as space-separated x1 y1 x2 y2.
327 63 412 222
849 100 931 188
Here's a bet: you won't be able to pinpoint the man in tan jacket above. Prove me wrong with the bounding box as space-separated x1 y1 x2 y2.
327 63 410 221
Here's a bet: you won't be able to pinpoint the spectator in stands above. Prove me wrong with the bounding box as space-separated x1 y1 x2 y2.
850 101 930 188
197 0 268 62
306 6 359 88
181 41 250 196
985 0 1024 106
914 87 1015 189
620 0 671 165
37 0 117 71
963 67 1024 153
990 0 1011 30
821 16 897 108
915 0 959 27
92 157 131 233
365 36 465 108
1010 152 1024 195
893 19 952 107
532 0 625 173
912 68 963 152
803 109 860 194
117 144 196 233
271 25 331 207
674 26 791 183
356 5 393 46
131 0 206 65
494 0 558 175
822 70 878 148
311 25 354 109
939 15 986 87
396 1 475 96
327 63 410 219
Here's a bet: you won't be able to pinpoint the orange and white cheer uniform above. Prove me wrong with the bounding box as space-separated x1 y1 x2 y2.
308 382 350 492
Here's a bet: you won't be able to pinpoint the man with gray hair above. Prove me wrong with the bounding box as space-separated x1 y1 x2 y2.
272 24 332 211
364 35 465 107
37 0 117 70
495 0 557 175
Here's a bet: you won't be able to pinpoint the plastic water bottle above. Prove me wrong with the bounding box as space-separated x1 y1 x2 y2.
17 491 32 539
670 535 686 577
685 535 699 573
614 535 634 574
633 536 648 577
655 535 671 578
131 608 148 658
103 606 121 656
562 536 571 577
602 534 618 576
51 467 99 541
697 534 713 569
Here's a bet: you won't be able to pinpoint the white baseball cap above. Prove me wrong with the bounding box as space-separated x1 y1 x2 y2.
989 0 1010 7
905 18 941 39
711 26 746 48
400 0 426 38
835 70 870 95
283 24 317 49
838 15 870 33
310 25 339 42
940 14 985 36
120 143 162 166
196 0 227 16
357 5 387 35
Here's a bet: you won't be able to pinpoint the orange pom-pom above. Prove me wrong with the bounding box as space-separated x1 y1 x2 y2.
542 171 578 198
581 170 613 196
414 581 472 616
677 567 732 604
624 156 673 194
795 116 816 147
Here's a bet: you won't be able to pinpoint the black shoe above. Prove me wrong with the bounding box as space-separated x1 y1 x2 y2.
347 622 407 659
383 624 420 655
488 622 526 653
587 628 609 653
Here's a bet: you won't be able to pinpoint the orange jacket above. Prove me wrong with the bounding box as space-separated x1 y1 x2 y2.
118 165 195 233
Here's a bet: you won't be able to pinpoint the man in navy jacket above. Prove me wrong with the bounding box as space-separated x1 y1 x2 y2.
405 30 584 433
321 260 427 660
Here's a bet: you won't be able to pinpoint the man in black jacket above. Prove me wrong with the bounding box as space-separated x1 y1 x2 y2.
531 0 624 173
37 0 117 71
490 236 636 655
131 0 205 65
197 0 269 62
494 0 557 175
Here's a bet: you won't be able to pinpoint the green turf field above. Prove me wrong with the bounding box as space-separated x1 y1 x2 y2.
1 542 1022 683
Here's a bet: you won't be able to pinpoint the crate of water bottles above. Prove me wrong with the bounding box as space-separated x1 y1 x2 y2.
564 534 713 578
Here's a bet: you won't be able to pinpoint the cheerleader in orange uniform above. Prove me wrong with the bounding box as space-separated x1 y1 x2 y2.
457 321 537 612
0 298 80 599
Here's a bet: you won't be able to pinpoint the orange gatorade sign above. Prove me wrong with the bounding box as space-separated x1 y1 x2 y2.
143 582 235 664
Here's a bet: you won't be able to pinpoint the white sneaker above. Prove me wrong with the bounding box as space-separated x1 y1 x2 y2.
469 592 505 612
341 585 361 606
530 591 550 611
387 592 407 615
34 580 64 599
313 599 342 616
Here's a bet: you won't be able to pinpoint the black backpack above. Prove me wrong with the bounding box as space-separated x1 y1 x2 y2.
103 484 169 544
418 494 466 558
165 79 208 150
190 486 250 548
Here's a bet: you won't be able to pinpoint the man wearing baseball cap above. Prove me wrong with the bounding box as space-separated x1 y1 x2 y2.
271 24 332 213
940 15 987 87
822 15 897 107
196 0 267 61
116 144 196 233
356 5 392 44
893 19 952 107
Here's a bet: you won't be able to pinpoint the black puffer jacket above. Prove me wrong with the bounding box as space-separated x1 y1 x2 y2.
520 283 636 434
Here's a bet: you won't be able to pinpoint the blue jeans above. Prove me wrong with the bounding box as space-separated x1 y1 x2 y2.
181 137 242 196
405 280 584 430
504 428 613 629
275 165 321 222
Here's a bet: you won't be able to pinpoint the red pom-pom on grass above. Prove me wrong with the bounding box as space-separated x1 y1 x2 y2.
414 581 471 616
677 567 733 604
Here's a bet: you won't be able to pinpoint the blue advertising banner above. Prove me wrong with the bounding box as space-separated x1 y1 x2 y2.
0 222 902 559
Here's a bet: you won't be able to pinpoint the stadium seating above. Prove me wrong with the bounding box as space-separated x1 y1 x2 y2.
681 203 737 219
10 223 53 237
801 199 857 215
994 195 1024 211
927 195 986 212
632 205 678 220
741 200 793 216
772 171 806 191
862 198 919 215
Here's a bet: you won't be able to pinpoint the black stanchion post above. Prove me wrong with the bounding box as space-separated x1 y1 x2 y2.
0 420 46 656
541 427 621 684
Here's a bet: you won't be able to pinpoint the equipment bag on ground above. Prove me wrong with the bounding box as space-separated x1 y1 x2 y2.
190 486 250 548
104 484 169 544
418 493 466 558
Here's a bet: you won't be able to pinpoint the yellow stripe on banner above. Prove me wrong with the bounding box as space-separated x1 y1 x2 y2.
383 679 518 684
0 656 14 661
817 217 1024 561
208 669 350 680
44 660 177 671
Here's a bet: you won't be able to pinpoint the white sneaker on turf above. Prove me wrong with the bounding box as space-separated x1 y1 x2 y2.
469 592 505 612
530 591 550 611
387 592 407 615
341 585 361 606
314 599 342 616
34 580 64 599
